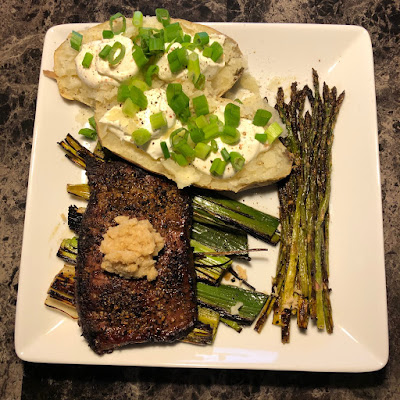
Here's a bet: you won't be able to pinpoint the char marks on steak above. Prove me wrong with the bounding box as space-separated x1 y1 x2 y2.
76 157 197 354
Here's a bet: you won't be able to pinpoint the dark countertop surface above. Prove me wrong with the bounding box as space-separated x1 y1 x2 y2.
1 0 399 399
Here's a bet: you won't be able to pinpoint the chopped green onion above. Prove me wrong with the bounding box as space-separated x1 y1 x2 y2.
133 11 143 27
81 52 93 68
210 41 224 62
234 98 243 104
210 139 218 153
193 73 205 90
194 142 211 160
108 42 126 66
203 122 220 140
170 128 188 147
253 109 272 126
224 103 240 127
156 8 170 26
70 31 83 51
150 112 167 130
122 98 139 117
175 141 195 158
149 36 164 52
193 32 209 47
202 45 213 58
221 148 230 162
129 86 148 109
129 78 149 92
160 141 170 159
168 47 187 73
195 115 208 129
209 114 219 124
192 95 209 117
183 34 191 43
102 30 114 39
255 133 268 143
99 44 112 59
265 122 283 143
210 158 226 176
166 82 182 102
109 12 126 34
188 52 200 82
117 83 130 102
190 127 205 143
145 65 159 86
78 128 96 140
221 126 240 145
88 116 96 129
132 46 149 68
132 128 151 145
230 152 245 171
171 152 189 166
164 22 183 43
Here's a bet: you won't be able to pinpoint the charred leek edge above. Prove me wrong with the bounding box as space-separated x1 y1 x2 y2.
197 282 268 324
182 307 220 345
44 264 78 319
67 184 90 200
254 70 345 342
192 193 280 245
45 265 218 344
56 237 78 264
191 222 249 260
191 239 232 285
220 317 243 333
68 205 84 234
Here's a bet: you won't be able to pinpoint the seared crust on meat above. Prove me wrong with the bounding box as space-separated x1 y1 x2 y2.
76 157 197 354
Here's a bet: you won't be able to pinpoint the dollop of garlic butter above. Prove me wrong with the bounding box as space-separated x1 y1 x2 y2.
156 34 226 82
191 106 268 178
99 88 181 160
75 36 138 88
100 216 164 281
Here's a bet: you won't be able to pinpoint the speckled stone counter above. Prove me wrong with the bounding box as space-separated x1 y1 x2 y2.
1 1 399 399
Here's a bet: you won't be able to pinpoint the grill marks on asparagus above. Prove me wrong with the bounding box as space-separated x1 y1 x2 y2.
255 70 344 342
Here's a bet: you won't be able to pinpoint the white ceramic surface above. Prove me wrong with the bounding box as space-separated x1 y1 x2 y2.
15 23 388 372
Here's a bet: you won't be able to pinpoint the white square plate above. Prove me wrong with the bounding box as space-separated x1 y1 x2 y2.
15 23 388 372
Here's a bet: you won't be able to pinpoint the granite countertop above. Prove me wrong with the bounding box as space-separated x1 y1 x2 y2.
1 0 399 399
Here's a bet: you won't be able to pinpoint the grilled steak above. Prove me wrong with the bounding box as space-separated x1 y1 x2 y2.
76 157 197 354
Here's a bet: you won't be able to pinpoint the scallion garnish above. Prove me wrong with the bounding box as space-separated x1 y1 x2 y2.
81 52 93 68
221 148 230 162
132 128 151 145
195 115 208 129
122 98 139 117
108 42 126 66
193 73 205 90
209 41 224 62
156 8 170 26
78 128 97 140
203 122 220 140
129 79 149 92
193 32 209 47
202 45 213 58
190 127 205 143
133 11 143 27
221 126 240 145
109 12 126 34
130 85 148 109
160 141 170 159
149 36 164 52
150 111 167 130
210 139 218 153
166 84 190 120
188 52 200 83
145 65 159 86
132 46 149 68
88 116 96 130
164 22 183 42
253 109 272 127
192 95 209 117
170 128 188 148
99 44 112 59
171 152 189 166
70 31 83 51
175 141 195 159
102 30 114 39
168 47 188 73
230 152 245 171
224 103 240 128
183 34 191 43
194 142 211 160
255 133 268 143
210 158 226 176
265 122 283 143
117 83 130 103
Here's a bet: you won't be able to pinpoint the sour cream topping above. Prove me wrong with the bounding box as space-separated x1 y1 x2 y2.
75 35 138 88
156 34 226 82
